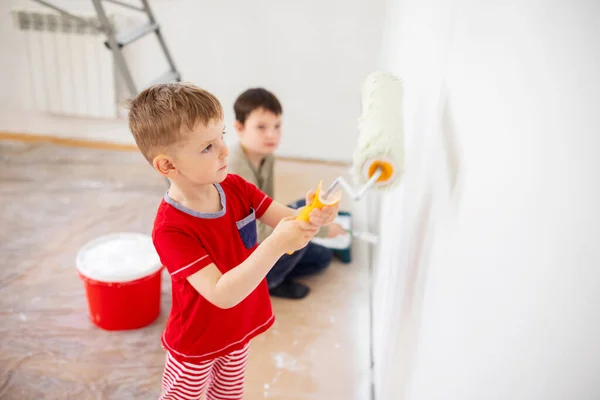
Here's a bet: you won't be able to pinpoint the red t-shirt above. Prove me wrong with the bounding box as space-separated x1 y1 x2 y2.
152 174 275 363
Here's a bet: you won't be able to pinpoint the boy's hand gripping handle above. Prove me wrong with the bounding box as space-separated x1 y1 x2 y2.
287 181 339 255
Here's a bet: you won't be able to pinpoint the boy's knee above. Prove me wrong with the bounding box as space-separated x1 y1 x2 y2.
313 245 334 270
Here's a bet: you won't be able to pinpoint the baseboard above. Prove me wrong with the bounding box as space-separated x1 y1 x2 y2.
276 156 350 167
0 131 351 167
0 131 139 152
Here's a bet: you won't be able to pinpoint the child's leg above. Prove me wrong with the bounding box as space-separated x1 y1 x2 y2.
265 245 307 289
206 343 250 400
160 351 214 400
287 241 333 278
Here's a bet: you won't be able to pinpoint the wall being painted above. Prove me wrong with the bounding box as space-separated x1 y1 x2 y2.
374 1 600 399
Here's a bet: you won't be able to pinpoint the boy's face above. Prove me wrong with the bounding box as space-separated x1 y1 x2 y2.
235 108 282 156
154 118 229 185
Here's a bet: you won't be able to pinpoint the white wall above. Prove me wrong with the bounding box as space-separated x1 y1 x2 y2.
374 0 600 399
0 0 386 162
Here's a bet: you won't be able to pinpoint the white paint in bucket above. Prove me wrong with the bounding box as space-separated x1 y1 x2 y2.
76 232 162 283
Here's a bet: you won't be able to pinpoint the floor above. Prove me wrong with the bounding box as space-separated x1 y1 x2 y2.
0 139 371 400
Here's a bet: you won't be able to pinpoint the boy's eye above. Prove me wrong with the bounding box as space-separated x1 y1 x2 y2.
202 144 213 153
257 125 265 130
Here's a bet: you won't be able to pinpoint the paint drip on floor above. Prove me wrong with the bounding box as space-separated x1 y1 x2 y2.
271 352 305 372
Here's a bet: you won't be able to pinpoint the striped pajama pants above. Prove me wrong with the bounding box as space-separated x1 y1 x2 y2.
160 344 249 400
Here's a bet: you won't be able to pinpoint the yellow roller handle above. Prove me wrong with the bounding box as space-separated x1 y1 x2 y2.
287 181 340 255
296 181 324 221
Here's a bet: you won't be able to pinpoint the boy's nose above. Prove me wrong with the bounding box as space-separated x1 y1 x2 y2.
220 144 229 159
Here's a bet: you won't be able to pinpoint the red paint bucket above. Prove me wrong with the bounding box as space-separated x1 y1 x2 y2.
76 233 163 330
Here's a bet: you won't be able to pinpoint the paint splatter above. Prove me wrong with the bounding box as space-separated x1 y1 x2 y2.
271 371 282 384
271 352 304 372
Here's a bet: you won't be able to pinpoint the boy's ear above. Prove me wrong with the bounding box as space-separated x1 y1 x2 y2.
153 154 176 177
234 120 244 135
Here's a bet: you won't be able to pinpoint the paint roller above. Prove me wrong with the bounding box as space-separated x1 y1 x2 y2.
292 71 404 247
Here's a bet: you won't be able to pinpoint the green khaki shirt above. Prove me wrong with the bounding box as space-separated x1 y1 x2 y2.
228 142 275 243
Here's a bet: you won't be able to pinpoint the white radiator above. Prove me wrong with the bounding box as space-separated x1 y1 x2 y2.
11 9 118 119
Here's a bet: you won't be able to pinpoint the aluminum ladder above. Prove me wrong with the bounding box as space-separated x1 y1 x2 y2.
30 0 181 97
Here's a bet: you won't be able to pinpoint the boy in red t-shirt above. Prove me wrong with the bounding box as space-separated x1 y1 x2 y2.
128 83 338 400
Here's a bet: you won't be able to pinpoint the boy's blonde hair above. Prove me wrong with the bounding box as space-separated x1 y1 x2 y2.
128 83 224 163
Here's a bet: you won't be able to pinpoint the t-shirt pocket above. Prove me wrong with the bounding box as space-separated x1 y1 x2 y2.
236 208 258 249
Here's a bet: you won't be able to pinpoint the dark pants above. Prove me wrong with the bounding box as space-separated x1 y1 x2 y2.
266 199 333 289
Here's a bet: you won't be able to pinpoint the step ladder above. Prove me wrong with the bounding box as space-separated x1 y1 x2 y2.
30 0 181 97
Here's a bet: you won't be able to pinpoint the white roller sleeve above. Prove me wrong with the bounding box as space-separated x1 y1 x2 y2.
352 72 404 190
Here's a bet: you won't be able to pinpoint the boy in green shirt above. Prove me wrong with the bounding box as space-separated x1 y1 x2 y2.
229 88 346 299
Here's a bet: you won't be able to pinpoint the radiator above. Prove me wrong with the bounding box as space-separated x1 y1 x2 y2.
11 9 118 119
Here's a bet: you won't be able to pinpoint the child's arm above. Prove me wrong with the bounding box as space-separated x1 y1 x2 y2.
186 216 317 309
259 201 297 228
